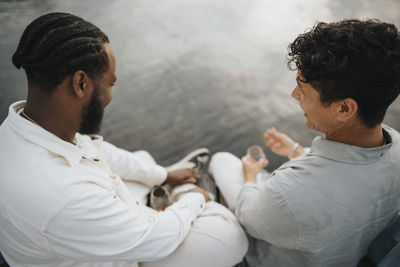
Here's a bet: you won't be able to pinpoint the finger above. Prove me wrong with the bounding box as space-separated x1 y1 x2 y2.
271 130 285 142
272 128 286 140
261 159 269 168
177 168 190 177
242 155 253 165
272 142 282 149
268 128 282 140
263 129 275 140
263 129 273 137
266 139 277 147
185 176 197 184
241 155 250 161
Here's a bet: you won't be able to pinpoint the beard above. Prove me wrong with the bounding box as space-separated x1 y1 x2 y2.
79 89 104 135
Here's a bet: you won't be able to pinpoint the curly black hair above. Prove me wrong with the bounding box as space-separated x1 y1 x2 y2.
12 12 110 92
288 19 400 128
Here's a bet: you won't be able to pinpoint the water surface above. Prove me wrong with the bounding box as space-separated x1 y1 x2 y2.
1 0 399 169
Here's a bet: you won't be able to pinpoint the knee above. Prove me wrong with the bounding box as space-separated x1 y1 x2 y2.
209 152 238 172
192 203 249 264
211 152 236 161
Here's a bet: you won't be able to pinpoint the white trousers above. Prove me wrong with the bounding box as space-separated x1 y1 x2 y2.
209 152 268 210
124 151 249 267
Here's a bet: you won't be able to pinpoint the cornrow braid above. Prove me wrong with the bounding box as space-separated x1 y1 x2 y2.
12 12 109 92
23 39 102 69
23 25 101 65
12 13 76 68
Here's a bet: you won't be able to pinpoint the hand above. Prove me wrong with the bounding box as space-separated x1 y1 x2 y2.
166 168 197 187
188 187 211 202
264 127 303 158
242 155 269 184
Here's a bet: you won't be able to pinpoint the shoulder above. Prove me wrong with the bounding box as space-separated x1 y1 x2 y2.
0 142 89 231
268 154 328 190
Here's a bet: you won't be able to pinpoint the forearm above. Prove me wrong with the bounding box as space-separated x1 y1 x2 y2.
101 141 167 186
235 183 264 239
46 190 206 262
236 178 299 248
139 192 206 261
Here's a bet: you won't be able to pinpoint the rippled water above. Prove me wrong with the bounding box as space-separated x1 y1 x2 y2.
1 0 400 169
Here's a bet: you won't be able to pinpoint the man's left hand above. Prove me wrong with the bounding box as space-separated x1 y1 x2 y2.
242 155 269 184
166 168 197 187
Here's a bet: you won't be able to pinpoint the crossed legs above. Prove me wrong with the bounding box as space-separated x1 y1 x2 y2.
123 150 249 267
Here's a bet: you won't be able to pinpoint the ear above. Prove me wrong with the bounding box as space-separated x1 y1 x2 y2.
337 98 358 122
71 70 90 99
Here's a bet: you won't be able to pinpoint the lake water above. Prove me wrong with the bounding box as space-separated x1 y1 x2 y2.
1 0 400 170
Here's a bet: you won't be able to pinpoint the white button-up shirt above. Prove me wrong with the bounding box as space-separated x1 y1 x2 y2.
0 101 206 266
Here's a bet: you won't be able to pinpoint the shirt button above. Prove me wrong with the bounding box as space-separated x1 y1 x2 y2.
200 204 204 209
380 153 384 157
93 158 100 162
136 201 139 205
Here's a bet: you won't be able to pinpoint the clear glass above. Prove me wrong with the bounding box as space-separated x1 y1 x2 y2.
246 145 266 161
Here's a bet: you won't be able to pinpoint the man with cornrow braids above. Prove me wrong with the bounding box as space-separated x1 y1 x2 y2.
0 12 248 266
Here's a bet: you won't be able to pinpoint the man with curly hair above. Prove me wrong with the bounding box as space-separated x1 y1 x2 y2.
210 19 400 266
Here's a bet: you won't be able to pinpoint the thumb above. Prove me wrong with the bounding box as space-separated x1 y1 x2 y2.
185 177 197 184
261 158 269 168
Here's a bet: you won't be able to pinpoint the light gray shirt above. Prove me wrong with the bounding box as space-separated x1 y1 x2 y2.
236 125 400 267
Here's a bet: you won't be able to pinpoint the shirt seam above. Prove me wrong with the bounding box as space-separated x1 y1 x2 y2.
270 172 304 251
40 190 80 256
0 199 51 254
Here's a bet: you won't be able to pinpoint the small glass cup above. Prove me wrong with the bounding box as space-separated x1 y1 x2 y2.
246 145 266 162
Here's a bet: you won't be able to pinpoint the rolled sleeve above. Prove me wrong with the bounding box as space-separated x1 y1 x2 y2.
44 186 205 262
100 141 167 186
235 181 299 249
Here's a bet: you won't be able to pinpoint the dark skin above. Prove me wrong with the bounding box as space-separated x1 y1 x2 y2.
21 43 206 195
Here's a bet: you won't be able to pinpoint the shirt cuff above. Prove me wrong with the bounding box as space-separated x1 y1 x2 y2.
242 182 259 188
289 147 310 160
151 165 168 186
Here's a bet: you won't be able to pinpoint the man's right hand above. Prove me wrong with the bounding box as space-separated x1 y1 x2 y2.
166 168 197 187
264 127 304 158
188 187 211 202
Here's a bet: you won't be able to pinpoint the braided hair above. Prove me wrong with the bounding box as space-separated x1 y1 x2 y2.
12 12 110 92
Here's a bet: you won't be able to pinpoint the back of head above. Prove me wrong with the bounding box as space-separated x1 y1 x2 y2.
288 19 400 128
12 12 110 92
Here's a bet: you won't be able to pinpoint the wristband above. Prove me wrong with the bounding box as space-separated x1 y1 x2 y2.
288 142 299 159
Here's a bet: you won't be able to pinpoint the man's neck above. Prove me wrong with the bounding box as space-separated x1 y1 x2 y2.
325 123 384 148
23 92 79 144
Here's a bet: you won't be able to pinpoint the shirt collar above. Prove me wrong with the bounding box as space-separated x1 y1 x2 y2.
309 128 393 164
7 101 88 167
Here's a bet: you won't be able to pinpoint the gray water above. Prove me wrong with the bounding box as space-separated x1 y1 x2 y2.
1 0 400 170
